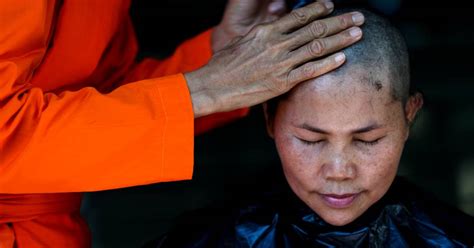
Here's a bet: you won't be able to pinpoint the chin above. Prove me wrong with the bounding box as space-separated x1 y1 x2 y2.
316 208 364 226
322 214 356 226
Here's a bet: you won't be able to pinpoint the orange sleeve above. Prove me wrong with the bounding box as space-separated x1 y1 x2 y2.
0 1 194 193
124 29 249 135
0 1 248 193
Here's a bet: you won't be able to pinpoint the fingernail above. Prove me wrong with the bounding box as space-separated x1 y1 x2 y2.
349 27 362 37
268 1 285 14
352 12 364 25
335 52 345 62
324 2 334 10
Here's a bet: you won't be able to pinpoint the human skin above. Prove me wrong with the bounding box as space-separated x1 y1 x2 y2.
264 65 423 226
186 1 366 117
211 0 288 53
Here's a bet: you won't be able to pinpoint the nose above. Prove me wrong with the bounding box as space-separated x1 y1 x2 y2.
321 150 357 181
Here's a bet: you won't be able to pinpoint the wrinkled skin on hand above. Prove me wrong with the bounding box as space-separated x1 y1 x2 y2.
212 0 287 52
186 1 365 117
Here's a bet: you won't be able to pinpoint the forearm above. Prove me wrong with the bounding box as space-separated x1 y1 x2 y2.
1 75 194 193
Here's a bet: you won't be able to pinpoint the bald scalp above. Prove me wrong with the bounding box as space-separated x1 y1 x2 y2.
267 8 411 118
329 8 410 102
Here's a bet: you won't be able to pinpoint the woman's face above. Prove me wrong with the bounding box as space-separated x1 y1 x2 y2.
266 68 422 226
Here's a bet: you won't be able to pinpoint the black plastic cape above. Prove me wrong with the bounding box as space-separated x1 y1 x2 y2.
147 176 473 247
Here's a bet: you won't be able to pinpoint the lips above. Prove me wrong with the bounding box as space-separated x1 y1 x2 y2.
320 193 359 208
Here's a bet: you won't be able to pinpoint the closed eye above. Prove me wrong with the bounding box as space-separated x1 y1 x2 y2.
355 137 384 146
296 137 324 145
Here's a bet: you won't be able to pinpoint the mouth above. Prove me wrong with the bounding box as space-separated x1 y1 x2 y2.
319 192 361 209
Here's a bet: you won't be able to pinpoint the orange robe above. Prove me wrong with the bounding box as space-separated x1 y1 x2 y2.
0 0 248 247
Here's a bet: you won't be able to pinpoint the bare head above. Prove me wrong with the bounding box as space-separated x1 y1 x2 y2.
264 9 423 226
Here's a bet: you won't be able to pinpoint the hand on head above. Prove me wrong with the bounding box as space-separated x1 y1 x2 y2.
185 1 364 117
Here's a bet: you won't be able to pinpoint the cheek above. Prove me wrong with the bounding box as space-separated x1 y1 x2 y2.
358 137 405 197
274 129 322 191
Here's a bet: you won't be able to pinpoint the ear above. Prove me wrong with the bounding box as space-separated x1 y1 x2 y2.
262 103 275 138
405 92 424 125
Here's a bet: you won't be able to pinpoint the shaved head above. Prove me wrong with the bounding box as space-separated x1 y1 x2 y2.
330 8 410 102
267 8 411 117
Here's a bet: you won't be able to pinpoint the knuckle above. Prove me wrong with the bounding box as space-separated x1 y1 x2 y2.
268 36 291 53
310 21 328 38
267 80 282 94
278 35 294 50
338 15 349 28
308 40 325 56
267 44 281 54
302 64 315 78
284 72 292 86
253 24 271 37
290 9 310 25
280 77 291 92
275 82 287 93
273 73 291 93
286 70 297 85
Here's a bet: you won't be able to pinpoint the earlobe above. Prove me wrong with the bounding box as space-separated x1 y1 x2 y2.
262 103 275 138
405 92 424 125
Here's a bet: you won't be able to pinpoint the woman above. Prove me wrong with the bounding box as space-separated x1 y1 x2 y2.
149 8 474 247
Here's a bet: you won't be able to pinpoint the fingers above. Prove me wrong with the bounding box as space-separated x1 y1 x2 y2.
287 52 346 86
288 26 362 66
274 1 334 32
286 11 364 49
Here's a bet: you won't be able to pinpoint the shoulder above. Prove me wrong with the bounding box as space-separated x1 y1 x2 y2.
388 177 474 245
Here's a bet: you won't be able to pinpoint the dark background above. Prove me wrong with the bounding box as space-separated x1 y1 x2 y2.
81 1 474 247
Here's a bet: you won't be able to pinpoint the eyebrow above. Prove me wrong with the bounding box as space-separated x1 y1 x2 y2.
297 123 383 134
